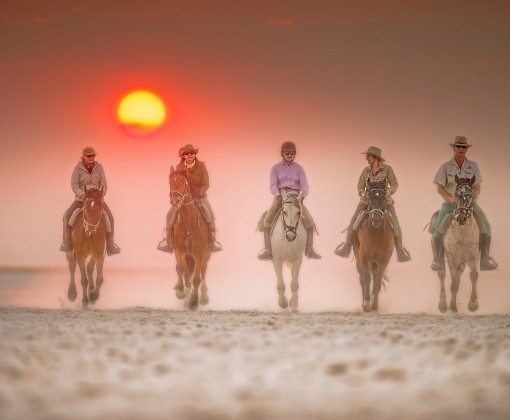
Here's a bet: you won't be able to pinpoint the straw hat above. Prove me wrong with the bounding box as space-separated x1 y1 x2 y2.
362 146 385 162
449 136 472 147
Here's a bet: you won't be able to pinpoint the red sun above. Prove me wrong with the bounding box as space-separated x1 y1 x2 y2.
117 90 168 138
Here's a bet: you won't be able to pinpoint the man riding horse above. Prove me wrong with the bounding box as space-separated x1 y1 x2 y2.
335 146 411 262
258 141 321 260
431 136 498 271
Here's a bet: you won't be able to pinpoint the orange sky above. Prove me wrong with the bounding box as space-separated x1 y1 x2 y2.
1 1 509 312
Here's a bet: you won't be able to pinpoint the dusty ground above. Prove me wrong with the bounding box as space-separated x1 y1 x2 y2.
1 306 510 419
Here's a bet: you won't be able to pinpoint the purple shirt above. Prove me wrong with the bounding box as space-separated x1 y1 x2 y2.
269 161 309 197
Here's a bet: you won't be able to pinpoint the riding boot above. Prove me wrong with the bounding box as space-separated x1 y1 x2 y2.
431 235 445 271
60 222 73 252
106 232 121 256
335 227 355 257
157 228 174 253
209 229 222 252
480 234 498 271
258 228 272 261
394 233 411 262
305 227 321 259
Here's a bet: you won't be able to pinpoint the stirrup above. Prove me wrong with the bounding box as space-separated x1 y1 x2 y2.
334 242 350 257
157 239 173 254
480 257 498 271
258 249 272 261
107 243 121 256
431 259 444 271
211 240 222 252
397 247 411 262
60 241 72 252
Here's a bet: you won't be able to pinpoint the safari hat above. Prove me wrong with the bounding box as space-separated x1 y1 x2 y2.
362 146 385 162
449 136 472 148
178 144 199 157
82 146 96 156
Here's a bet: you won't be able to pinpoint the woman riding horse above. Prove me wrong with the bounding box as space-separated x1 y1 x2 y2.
335 146 410 262
60 146 120 256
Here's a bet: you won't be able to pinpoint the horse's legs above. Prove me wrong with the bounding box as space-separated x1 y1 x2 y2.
371 270 383 312
66 251 77 302
448 263 460 313
289 258 303 311
273 260 288 309
77 258 89 309
438 269 447 313
88 257 104 305
358 262 371 312
174 253 186 300
189 254 203 311
468 265 479 312
199 258 209 306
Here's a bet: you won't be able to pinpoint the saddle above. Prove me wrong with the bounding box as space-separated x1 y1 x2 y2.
354 209 399 236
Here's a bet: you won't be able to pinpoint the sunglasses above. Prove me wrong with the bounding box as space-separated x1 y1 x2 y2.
85 154 96 158
455 145 467 149
283 151 296 156
182 152 196 156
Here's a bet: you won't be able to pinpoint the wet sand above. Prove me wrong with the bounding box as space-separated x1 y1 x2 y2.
1 306 510 419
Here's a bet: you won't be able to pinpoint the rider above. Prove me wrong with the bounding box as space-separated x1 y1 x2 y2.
157 144 222 253
335 146 411 262
431 136 498 271
60 146 121 256
258 141 321 260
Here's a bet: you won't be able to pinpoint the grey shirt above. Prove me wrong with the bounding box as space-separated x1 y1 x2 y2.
433 157 482 196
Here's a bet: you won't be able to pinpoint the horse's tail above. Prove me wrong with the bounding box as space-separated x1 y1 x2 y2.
185 254 195 273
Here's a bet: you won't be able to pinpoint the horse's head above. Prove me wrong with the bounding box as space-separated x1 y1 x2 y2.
281 190 303 241
169 166 190 206
454 175 475 225
82 185 104 237
367 180 387 228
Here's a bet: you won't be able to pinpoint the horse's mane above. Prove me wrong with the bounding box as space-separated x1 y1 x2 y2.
368 180 386 191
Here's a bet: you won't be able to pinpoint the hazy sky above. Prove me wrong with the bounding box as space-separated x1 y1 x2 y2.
1 1 509 312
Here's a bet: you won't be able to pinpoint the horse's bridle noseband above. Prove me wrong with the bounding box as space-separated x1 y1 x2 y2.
83 198 103 237
281 198 301 241
368 188 387 228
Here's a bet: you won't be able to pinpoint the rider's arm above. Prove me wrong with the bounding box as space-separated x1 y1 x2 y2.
437 184 455 204
472 183 481 200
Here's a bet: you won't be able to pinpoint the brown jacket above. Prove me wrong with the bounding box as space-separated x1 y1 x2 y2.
175 159 209 198
357 163 398 205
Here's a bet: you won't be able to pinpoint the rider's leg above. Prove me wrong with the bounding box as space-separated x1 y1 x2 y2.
103 203 121 255
258 196 281 260
474 204 498 270
60 200 83 252
335 202 366 258
302 205 321 259
199 198 222 252
386 204 411 262
431 202 453 271
157 207 176 253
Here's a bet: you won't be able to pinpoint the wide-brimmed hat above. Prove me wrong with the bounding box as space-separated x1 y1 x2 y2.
449 136 472 148
82 146 96 156
178 144 199 157
362 146 385 162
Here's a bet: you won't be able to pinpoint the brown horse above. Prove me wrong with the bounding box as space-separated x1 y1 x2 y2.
353 180 394 312
168 167 211 310
65 186 107 309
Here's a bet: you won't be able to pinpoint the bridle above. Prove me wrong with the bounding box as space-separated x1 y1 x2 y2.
368 187 387 228
170 173 200 249
82 196 104 237
281 197 301 241
454 182 474 225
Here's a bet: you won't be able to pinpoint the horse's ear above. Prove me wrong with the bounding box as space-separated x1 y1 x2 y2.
84 185 88 194
455 174 460 184
470 175 476 185
170 165 174 174
297 191 304 202
281 189 287 201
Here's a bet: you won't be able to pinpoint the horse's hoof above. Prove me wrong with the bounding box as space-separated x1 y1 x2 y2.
189 298 199 311
175 289 186 300
468 301 479 312
68 291 77 302
438 303 448 313
200 296 209 306
362 303 372 313
278 296 288 309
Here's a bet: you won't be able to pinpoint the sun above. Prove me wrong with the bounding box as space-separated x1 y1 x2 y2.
117 90 167 138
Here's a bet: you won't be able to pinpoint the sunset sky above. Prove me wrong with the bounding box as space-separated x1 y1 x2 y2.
1 1 509 312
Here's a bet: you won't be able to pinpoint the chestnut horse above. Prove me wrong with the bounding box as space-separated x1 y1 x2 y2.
353 180 394 312
271 190 306 311
435 175 479 313
168 167 211 310
65 186 107 309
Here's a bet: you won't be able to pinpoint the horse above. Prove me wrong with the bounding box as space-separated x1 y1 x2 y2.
270 189 307 311
435 175 479 313
65 186 107 309
168 167 211 310
353 180 394 312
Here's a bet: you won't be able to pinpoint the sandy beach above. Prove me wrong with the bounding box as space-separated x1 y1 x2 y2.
1 305 510 420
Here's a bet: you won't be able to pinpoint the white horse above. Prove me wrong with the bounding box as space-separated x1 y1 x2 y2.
438 175 480 313
270 190 307 310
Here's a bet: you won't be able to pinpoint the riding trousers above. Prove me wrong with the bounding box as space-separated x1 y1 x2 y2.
348 202 401 236
433 202 490 238
63 199 115 233
166 197 216 230
263 195 314 230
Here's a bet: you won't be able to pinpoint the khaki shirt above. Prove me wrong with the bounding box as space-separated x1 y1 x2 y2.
433 157 482 197
357 163 398 204
175 159 209 198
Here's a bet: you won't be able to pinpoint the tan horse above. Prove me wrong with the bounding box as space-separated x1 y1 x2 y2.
65 186 107 309
353 180 394 312
436 175 480 313
270 190 306 311
168 167 211 310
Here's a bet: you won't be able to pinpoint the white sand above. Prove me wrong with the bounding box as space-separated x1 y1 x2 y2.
1 306 510 419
